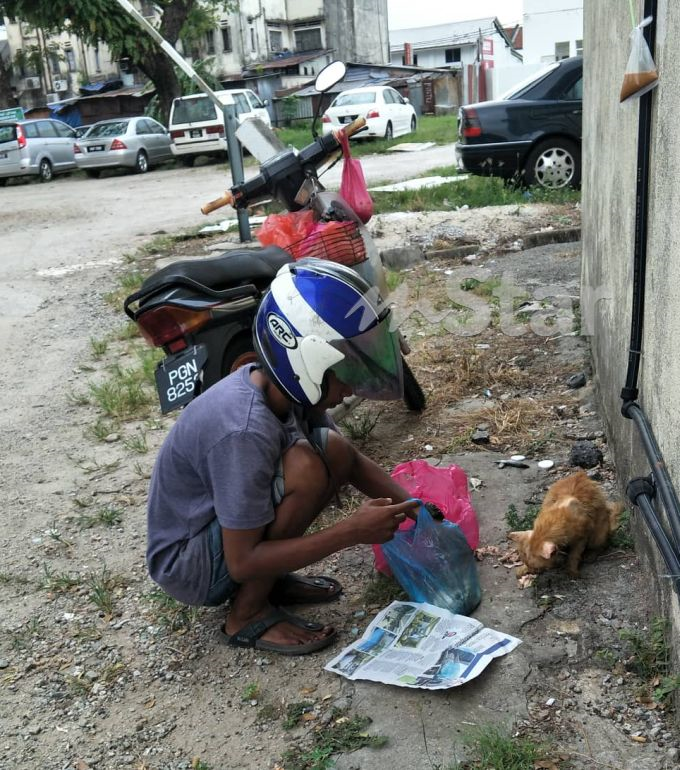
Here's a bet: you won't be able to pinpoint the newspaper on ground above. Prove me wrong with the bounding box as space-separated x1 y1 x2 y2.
325 601 521 690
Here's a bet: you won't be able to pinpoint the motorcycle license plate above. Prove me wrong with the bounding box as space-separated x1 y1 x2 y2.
155 345 208 414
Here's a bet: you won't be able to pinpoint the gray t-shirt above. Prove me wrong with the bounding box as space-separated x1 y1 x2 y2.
147 365 302 605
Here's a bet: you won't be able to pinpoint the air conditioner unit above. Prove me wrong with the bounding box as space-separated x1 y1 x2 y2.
23 77 41 90
54 79 68 92
46 93 59 104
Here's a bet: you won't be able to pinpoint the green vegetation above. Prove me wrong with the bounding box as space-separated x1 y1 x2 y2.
452 725 552 769
339 407 383 442
281 710 387 770
362 571 407 606
88 349 162 419
146 588 201 632
241 681 260 701
610 507 634 550
283 701 315 730
505 503 540 531
78 505 124 530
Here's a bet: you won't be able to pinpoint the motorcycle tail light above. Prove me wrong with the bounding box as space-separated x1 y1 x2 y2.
366 109 380 119
206 124 225 135
110 138 127 150
461 108 482 138
136 306 213 346
16 124 26 149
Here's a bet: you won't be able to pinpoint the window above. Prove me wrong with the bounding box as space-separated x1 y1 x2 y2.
205 31 215 55
250 26 255 52
24 123 39 139
233 93 250 116
294 27 322 52
445 47 461 63
172 96 217 123
413 54 418 66
383 89 394 104
555 41 570 61
575 39 583 56
246 90 264 109
65 49 76 72
53 121 75 138
136 119 151 135
37 120 58 138
220 25 232 52
562 77 583 100
49 51 60 75
269 29 282 52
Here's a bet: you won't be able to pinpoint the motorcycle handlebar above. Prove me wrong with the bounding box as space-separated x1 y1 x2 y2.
201 117 367 215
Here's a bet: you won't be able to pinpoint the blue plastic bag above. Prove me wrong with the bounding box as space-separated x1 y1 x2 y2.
382 500 482 616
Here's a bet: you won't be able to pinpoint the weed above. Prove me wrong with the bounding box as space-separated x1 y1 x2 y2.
654 675 680 704
133 461 151 479
123 430 149 454
595 648 619 669
87 417 119 442
610 508 635 550
10 617 45 650
505 503 540 531
66 389 90 406
47 527 74 550
241 682 260 701
339 408 383 442
104 269 145 308
385 269 405 292
281 709 387 770
146 588 201 632
619 617 670 680
452 725 549 769
78 505 123 530
257 703 281 722
41 565 83 593
90 337 109 358
101 661 127 685
63 672 93 696
572 299 582 335
116 321 140 341
86 567 119 617
283 701 315 730
0 571 31 587
191 759 212 770
88 355 160 419
362 572 407 606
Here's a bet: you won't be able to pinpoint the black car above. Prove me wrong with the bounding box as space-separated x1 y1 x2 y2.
455 56 582 189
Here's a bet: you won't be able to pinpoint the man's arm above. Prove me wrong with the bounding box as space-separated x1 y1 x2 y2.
348 448 413 503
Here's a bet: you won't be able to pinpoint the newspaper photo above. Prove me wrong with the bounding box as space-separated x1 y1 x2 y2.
325 601 521 690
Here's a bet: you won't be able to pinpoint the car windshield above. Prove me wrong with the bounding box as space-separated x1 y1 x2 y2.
500 61 562 100
172 96 218 123
88 121 129 138
0 124 17 144
332 92 376 107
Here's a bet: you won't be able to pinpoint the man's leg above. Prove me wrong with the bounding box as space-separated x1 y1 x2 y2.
224 432 355 648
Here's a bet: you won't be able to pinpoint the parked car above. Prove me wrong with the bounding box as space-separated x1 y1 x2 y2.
455 56 583 189
321 85 417 141
74 116 173 177
168 88 272 166
0 118 77 184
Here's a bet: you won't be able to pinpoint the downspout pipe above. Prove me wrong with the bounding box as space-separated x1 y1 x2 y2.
618 0 680 591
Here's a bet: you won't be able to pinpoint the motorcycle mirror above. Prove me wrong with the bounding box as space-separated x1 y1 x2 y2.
315 60 346 93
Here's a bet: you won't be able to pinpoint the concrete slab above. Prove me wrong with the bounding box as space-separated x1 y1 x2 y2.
388 142 437 152
369 175 468 193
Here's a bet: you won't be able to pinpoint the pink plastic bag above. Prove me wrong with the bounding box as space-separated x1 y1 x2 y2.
373 460 480 575
338 130 373 224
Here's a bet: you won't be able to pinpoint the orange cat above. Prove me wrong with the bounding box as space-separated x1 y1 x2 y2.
509 471 622 577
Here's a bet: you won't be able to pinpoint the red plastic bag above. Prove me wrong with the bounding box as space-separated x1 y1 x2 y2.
338 130 373 224
256 209 316 250
373 459 480 575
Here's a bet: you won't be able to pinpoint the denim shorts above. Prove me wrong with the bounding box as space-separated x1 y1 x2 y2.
204 427 329 607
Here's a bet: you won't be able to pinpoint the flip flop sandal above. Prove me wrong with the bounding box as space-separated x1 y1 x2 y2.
269 573 343 606
219 607 337 656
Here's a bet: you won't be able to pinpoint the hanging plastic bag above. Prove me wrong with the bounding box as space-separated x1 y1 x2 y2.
381 500 482 616
338 130 374 224
256 209 316 250
373 459 480 575
620 16 658 103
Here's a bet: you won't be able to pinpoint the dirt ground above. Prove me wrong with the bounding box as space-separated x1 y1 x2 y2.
2 200 679 770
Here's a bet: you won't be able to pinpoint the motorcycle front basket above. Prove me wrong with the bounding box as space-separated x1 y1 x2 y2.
287 220 367 268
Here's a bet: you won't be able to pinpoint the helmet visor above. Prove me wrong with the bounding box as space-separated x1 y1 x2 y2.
329 316 403 401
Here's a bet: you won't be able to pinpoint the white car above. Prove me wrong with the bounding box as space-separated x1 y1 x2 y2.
321 86 417 141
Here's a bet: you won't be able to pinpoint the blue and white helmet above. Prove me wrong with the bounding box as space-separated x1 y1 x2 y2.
253 258 403 407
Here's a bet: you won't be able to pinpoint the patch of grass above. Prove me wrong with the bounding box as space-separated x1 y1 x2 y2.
595 648 618 669
610 508 634 550
191 759 212 770
452 725 551 769
385 269 405 292
47 527 74 550
87 567 121 617
0 571 31 587
88 348 162 419
283 701 315 730
123 430 149 454
10 617 45 650
90 337 109 359
281 709 387 770
146 588 201 632
505 503 540 531
41 565 83 593
241 682 260 701
339 407 383 442
116 321 140 341
78 505 123 530
620 617 670 680
362 572 407 606
87 417 119 442
104 269 146 309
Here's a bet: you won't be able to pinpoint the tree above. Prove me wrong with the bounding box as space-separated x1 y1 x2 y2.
1 0 233 121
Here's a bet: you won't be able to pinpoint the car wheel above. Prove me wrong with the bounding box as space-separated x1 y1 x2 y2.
134 150 149 174
524 138 580 189
410 115 417 133
86 170 101 179
384 122 393 141
180 156 194 168
0 178 7 187
38 159 53 183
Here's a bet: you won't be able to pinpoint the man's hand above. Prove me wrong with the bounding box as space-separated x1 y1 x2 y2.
347 498 419 544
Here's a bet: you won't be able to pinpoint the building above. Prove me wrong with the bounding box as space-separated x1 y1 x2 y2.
522 0 583 65
388 17 522 104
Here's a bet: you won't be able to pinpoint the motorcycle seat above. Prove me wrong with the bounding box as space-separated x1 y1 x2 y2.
139 246 293 294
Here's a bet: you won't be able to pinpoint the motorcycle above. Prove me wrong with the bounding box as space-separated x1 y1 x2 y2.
124 61 425 415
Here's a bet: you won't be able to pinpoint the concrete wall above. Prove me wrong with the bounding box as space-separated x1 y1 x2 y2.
324 0 389 64
582 0 680 637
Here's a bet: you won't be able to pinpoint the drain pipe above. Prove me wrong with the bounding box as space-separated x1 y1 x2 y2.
619 0 680 591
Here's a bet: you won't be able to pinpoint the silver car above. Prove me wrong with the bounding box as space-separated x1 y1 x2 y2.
74 116 173 177
0 118 77 184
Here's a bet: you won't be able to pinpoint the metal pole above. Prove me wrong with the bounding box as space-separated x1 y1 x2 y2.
112 0 250 241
